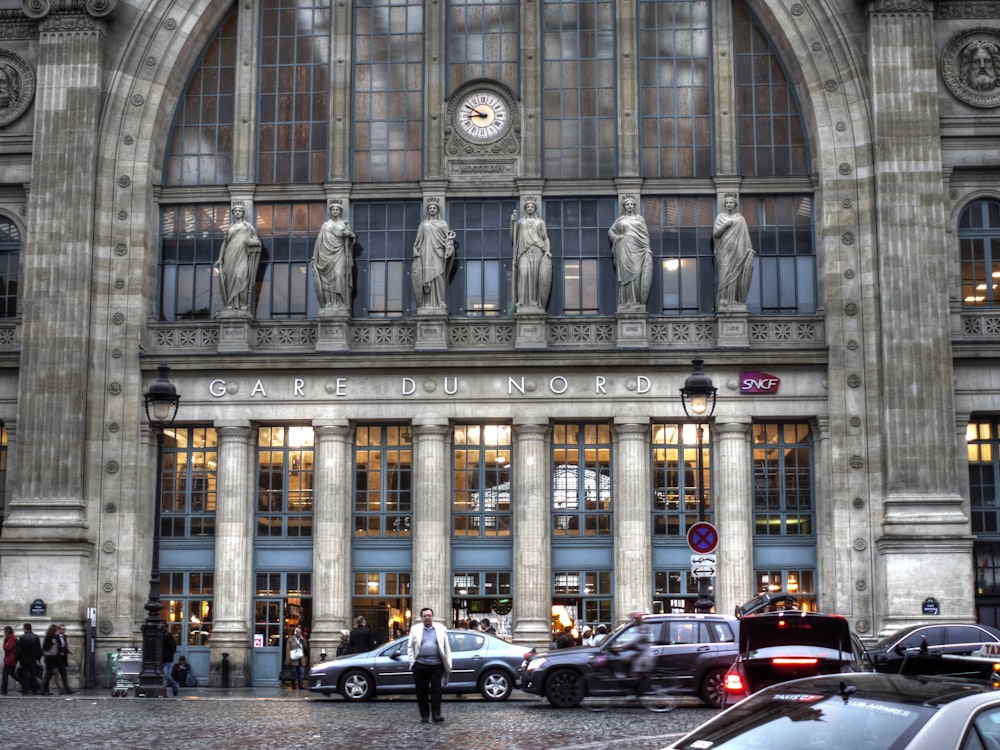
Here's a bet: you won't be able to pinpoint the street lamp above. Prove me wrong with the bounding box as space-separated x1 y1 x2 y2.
680 358 717 614
138 364 180 697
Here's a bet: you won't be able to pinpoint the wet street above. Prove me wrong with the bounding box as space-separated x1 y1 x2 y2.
2 689 717 750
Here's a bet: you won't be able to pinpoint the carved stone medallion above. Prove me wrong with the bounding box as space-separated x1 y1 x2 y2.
941 27 1000 108
0 48 35 127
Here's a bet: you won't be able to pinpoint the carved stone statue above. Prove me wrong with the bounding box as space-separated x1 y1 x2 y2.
609 196 652 308
312 202 355 312
961 40 1000 93
411 201 455 310
215 202 262 312
713 193 755 309
511 199 552 312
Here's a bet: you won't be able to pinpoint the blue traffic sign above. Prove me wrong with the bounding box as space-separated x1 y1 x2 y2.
687 522 719 554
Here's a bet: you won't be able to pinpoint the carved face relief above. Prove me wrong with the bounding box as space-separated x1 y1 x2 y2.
941 28 1000 108
963 42 999 93
0 50 34 127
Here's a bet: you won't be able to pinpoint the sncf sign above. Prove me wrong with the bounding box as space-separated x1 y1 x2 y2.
740 371 780 394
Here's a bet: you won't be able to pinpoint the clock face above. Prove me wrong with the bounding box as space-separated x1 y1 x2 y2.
457 90 510 142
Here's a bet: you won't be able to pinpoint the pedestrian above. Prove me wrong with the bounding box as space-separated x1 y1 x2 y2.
17 623 41 695
595 624 608 644
407 607 452 724
335 629 352 657
171 655 193 687
287 626 308 690
480 618 496 635
556 626 575 649
55 625 74 694
1 625 16 695
40 623 72 695
468 618 480 631
349 615 375 654
581 626 596 647
162 629 180 696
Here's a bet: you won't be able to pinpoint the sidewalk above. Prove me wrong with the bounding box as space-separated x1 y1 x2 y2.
39 685 536 701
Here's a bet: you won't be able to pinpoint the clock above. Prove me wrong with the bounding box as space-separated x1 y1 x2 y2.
456 89 511 143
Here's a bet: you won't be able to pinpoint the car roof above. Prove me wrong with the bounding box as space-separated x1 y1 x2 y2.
872 621 1000 649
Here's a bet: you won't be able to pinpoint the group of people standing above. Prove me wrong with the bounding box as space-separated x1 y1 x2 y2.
2 623 74 696
213 194 755 316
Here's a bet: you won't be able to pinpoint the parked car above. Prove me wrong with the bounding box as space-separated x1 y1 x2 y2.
308 630 530 701
867 622 1000 673
722 611 870 705
521 613 740 708
665 672 1000 750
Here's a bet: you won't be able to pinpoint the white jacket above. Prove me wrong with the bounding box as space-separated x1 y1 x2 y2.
407 621 452 675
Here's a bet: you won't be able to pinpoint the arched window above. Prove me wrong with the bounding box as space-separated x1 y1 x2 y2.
960 199 1000 307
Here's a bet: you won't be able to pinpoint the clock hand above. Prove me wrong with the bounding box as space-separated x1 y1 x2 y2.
465 106 489 120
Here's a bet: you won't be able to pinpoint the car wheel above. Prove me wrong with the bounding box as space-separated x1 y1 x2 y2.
340 669 374 701
700 668 726 708
478 668 513 701
544 668 585 708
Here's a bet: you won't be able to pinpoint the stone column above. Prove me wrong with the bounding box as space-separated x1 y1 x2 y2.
713 420 752 618
613 420 651 622
867 1 973 627
410 419 451 621
310 420 352 660
512 419 551 648
209 424 255 687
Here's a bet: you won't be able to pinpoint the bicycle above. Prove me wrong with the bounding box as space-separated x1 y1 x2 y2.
583 653 681 712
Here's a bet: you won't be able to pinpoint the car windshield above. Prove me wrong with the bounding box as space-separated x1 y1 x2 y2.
673 690 933 750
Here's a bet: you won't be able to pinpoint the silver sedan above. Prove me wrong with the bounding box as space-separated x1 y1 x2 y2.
308 630 531 702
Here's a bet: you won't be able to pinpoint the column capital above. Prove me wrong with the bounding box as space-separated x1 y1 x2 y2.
714 419 752 437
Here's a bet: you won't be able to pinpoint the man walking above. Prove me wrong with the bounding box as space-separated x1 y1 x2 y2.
407 608 452 724
17 623 41 695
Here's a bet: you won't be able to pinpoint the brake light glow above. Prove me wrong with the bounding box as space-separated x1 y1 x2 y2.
724 673 745 692
772 657 819 666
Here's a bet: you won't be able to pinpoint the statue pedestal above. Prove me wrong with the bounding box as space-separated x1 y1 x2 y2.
217 308 253 354
415 308 448 351
716 306 749 348
315 309 350 352
615 307 648 349
515 312 547 350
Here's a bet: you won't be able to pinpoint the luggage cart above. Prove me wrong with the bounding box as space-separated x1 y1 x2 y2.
109 648 142 697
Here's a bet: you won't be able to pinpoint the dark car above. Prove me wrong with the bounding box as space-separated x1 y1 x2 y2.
722 611 869 705
308 630 531 701
665 672 1000 750
867 622 1000 673
521 613 739 708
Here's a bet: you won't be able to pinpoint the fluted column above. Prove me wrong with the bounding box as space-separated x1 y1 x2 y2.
411 419 451 621
209 424 255 687
713 420 752 618
311 420 353 660
613 420 651 622
512 419 551 648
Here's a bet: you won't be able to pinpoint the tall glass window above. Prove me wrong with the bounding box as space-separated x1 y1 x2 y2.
453 424 512 537
351 201 421 317
159 205 231 321
453 571 512 633
551 423 612 537
257 426 314 537
0 217 20 318
752 422 813 537
733 0 809 177
960 199 1000 307
546 198 618 315
353 572 411 643
258 0 330 184
353 0 424 182
163 11 236 186
161 427 218 539
553 570 612 635
447 199 518 317
255 202 324 319
542 0 617 178
652 422 711 536
646 197 716 315
447 0 519 91
653 570 703 614
755 569 816 611
354 424 413 537
161 572 214 647
638 0 712 177
742 195 816 314
969 419 1000 534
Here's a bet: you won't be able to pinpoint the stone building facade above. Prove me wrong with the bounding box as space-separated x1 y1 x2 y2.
0 0 998 687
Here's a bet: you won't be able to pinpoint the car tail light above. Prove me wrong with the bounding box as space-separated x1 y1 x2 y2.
724 671 745 693
772 657 819 666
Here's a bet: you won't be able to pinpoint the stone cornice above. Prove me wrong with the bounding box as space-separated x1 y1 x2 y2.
936 1 1000 18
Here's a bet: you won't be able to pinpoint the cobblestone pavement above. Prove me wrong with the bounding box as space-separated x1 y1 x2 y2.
1 687 719 750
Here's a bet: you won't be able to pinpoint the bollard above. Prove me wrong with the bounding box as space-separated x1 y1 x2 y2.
319 650 327 662
221 652 230 688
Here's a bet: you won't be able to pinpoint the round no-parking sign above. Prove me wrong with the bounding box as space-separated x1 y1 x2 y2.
687 521 719 554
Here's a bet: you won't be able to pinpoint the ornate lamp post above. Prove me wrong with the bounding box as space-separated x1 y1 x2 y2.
680 358 717 614
137 364 180 697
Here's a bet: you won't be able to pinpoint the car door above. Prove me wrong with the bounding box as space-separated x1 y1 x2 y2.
656 619 718 692
447 631 485 691
373 640 413 691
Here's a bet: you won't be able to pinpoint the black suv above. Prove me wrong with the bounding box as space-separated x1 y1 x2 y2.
520 613 739 708
722 611 870 706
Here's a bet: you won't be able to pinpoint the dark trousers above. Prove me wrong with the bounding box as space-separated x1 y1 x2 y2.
412 661 444 720
18 659 39 693
1 663 14 693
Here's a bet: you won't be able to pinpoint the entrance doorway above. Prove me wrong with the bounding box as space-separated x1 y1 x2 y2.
252 572 312 686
